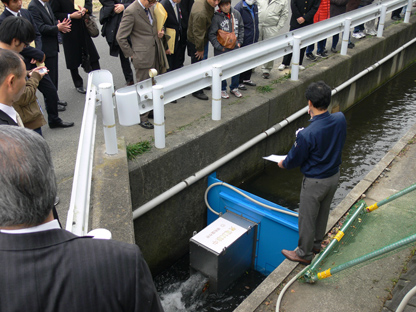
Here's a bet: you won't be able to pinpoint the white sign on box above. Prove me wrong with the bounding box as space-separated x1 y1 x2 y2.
192 218 247 254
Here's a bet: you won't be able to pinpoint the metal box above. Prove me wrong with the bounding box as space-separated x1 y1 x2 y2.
189 212 257 293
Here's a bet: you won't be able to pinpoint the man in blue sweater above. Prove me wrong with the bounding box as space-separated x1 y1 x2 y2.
279 81 347 264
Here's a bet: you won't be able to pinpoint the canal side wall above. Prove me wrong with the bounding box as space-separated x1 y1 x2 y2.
111 17 416 273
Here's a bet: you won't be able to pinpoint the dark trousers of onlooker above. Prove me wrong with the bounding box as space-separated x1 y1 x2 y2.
391 7 402 18
222 75 239 91
188 41 205 95
70 60 100 88
306 39 327 55
45 55 59 91
119 49 134 85
332 34 340 49
167 40 186 71
296 171 340 260
239 69 253 83
37 75 61 124
282 47 307 66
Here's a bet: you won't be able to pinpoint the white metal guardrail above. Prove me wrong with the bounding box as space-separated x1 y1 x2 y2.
67 0 414 233
66 70 115 235
115 0 413 149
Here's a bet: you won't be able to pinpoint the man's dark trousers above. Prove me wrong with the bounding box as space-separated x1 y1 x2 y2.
296 171 340 260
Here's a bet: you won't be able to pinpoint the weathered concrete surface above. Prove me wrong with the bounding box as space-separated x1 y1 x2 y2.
90 137 135 244
128 15 416 273
237 122 416 312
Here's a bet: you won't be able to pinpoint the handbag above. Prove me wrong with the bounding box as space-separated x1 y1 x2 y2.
216 13 237 50
84 14 99 38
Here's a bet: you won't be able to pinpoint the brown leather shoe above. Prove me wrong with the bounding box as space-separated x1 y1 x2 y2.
281 249 311 264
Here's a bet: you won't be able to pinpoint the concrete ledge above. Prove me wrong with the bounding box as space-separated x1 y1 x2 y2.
90 137 135 244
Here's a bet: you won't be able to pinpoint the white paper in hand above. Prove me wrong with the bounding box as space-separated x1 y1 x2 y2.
262 155 287 163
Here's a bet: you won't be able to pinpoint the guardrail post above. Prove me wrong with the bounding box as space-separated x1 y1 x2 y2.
153 85 165 149
212 65 222 121
99 82 118 155
340 18 351 56
291 36 301 81
377 5 387 37
404 0 412 23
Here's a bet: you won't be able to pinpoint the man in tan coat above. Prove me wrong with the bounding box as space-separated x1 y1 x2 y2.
117 0 168 129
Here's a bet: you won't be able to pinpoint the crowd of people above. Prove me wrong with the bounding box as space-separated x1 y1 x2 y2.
0 0 408 131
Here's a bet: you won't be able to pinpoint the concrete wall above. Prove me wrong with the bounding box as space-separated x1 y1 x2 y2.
129 17 416 273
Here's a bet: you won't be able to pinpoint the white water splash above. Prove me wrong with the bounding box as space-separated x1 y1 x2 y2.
160 273 209 312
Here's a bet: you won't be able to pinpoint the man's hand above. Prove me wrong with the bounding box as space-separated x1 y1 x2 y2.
297 17 305 24
165 49 171 55
114 4 124 14
70 6 86 19
195 50 204 60
70 10 84 19
157 29 164 38
30 66 48 79
57 18 71 33
278 160 285 169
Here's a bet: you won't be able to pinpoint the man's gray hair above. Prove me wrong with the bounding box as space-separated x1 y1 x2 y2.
0 126 57 227
0 49 25 87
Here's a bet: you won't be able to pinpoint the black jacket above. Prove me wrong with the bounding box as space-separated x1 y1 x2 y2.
99 0 133 56
28 0 60 58
289 0 321 28
0 110 18 126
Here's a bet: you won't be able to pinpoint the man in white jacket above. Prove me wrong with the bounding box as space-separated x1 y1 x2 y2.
257 0 288 79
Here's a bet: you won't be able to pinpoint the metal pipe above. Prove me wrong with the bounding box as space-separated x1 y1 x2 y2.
340 18 351 56
132 36 416 220
366 182 416 212
404 0 413 23
313 233 416 282
212 65 222 121
99 83 118 155
153 85 165 149
378 5 387 37
133 107 308 219
291 36 301 81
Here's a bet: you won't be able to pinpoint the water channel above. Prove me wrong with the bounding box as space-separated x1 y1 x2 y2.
155 64 416 312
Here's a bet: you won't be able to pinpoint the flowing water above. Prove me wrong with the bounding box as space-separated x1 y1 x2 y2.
155 64 416 311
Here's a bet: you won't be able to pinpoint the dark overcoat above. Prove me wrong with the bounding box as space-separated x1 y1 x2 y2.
50 0 100 69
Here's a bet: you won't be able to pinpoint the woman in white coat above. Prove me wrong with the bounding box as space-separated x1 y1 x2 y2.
257 0 288 79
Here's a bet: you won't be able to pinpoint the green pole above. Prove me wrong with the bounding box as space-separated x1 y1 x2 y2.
311 232 416 282
367 182 416 212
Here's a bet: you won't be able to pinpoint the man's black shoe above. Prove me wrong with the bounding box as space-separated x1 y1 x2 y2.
49 120 75 128
192 92 209 101
76 87 86 94
57 100 67 106
58 104 66 112
139 121 154 129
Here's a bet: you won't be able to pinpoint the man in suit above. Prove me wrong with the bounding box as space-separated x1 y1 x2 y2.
116 0 168 130
161 0 186 72
0 125 164 312
0 4 74 128
0 49 27 126
99 0 134 86
28 0 71 93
